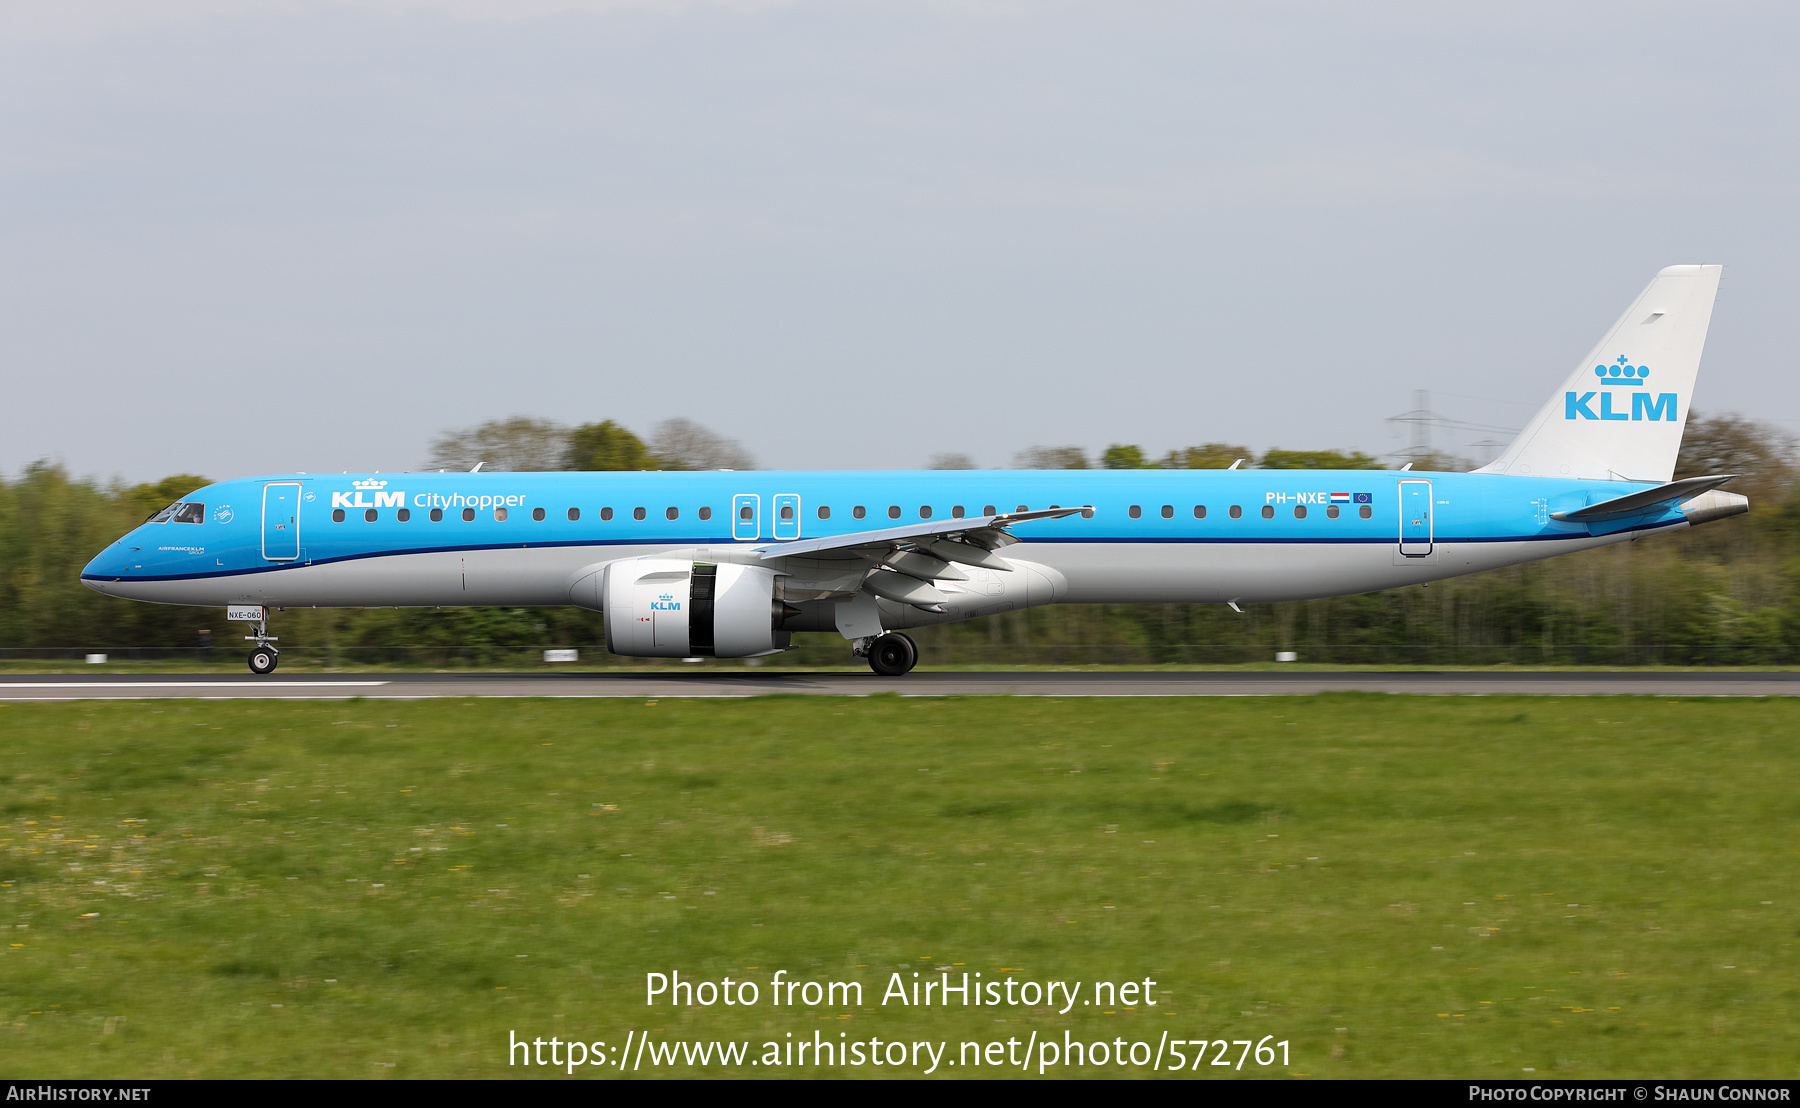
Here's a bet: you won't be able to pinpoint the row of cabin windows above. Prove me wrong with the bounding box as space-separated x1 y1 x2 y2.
1127 503 1374 520
331 503 1378 524
332 503 1036 524
827 505 1014 521
329 505 710 523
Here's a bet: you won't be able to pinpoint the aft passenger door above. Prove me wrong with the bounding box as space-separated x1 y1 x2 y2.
1398 479 1433 556
732 493 760 541
262 482 301 562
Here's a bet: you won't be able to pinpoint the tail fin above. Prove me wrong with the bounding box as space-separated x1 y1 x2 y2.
1478 264 1723 483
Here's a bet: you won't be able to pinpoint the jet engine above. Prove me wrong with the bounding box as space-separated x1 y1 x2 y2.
599 558 798 658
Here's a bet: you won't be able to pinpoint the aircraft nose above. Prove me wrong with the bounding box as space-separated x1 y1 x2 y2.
81 539 136 590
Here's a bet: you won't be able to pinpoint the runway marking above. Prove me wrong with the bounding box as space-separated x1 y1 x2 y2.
0 681 391 689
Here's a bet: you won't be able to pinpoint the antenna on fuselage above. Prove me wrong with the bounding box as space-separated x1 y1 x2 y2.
1228 458 1244 470
470 462 483 473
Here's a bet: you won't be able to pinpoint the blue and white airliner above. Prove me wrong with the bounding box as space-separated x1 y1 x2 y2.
83 265 1745 676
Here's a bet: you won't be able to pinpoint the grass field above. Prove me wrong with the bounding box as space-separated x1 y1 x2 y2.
2 694 1796 1079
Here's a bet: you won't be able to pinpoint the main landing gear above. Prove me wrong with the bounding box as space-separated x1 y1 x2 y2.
861 632 918 677
246 613 280 675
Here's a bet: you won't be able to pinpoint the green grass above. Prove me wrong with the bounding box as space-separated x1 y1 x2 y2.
2 695 1797 1078
7 657 1800 674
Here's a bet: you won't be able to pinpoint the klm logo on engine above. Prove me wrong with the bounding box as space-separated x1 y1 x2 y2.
332 478 405 509
651 592 681 612
1566 356 1677 422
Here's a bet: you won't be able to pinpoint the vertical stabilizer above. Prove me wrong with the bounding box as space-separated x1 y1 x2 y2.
1478 265 1722 483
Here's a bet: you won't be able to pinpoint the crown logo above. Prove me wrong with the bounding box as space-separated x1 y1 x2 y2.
1593 355 1649 386
352 478 389 490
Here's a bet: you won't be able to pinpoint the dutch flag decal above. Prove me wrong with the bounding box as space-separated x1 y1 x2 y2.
1330 492 1351 503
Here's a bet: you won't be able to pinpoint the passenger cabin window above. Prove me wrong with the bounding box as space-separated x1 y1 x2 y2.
532 507 545 521
780 505 793 520
568 507 581 521
1229 505 1242 519
817 506 831 520
1194 505 1207 518
495 507 508 521
698 506 712 521
462 508 476 522
600 507 613 521
1128 505 1142 519
1261 505 1274 519
365 508 378 522
1326 505 1340 518
983 505 996 515
1081 508 1094 519
888 506 901 519
1294 505 1306 519
430 508 444 522
853 506 866 520
397 508 411 522
666 507 679 520
1359 505 1373 519
1016 505 1027 513
634 507 647 521
919 505 932 519
951 505 964 518
173 502 204 524
739 505 753 520
1161 505 1174 519
332 508 346 523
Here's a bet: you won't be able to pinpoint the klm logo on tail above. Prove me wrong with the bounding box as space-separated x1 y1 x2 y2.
1566 356 1677 422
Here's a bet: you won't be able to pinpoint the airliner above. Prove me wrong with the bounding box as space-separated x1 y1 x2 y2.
83 265 1745 676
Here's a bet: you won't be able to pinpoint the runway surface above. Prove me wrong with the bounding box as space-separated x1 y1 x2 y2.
3 669 1800 700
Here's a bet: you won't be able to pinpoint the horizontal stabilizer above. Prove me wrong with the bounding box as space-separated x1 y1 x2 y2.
1550 474 1737 522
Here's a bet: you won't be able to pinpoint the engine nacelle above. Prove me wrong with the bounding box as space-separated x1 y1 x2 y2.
601 558 794 658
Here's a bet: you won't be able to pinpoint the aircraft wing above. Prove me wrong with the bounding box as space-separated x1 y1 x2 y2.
756 506 1088 561
756 506 1090 612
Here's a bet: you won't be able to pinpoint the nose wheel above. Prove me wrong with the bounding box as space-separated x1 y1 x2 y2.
243 609 280 675
866 632 917 677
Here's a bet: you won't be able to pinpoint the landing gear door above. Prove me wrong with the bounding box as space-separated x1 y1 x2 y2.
732 494 760 541
262 482 301 562
1398 479 1433 556
772 493 801 541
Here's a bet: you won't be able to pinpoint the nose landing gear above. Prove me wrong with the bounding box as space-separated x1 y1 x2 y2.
863 632 917 677
244 611 279 675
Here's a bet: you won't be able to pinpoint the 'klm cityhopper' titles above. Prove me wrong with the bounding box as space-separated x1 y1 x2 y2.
331 478 405 509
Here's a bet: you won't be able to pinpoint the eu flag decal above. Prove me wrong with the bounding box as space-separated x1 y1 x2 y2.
1353 493 1373 504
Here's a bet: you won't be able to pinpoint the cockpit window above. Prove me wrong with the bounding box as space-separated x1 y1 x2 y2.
146 500 206 524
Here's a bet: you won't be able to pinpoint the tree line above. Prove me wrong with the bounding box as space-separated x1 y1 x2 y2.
3 413 1796 665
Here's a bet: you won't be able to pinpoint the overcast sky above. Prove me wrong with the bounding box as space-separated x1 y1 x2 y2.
3 0 1797 482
